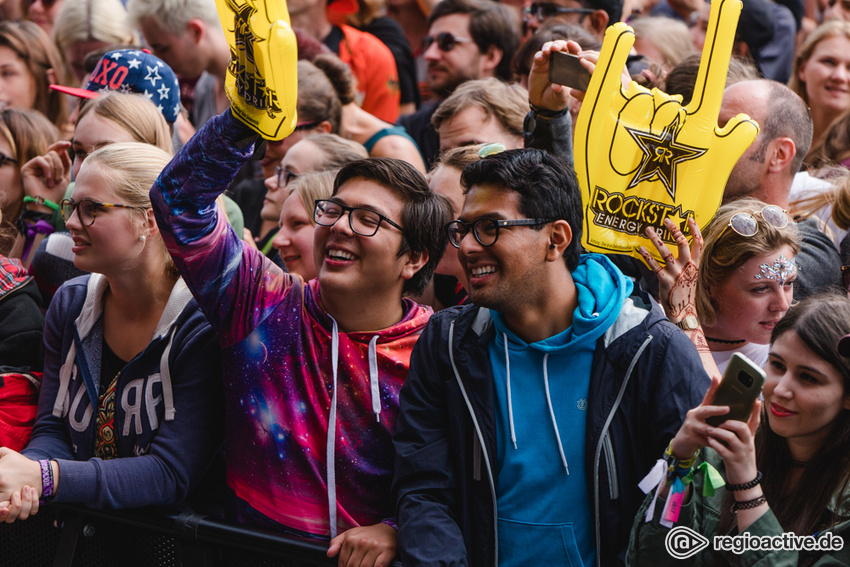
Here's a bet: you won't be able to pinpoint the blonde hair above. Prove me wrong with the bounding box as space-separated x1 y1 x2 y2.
290 170 337 226
81 142 178 280
791 168 850 231
78 92 173 154
52 0 138 72
697 198 802 326
630 17 694 75
789 20 850 104
127 0 221 36
305 134 369 168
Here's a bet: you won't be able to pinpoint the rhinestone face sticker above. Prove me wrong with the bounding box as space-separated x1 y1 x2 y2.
754 254 797 285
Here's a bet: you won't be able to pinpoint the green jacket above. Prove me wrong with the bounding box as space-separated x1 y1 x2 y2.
627 448 850 567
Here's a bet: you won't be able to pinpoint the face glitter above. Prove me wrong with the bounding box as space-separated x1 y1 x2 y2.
754 254 797 285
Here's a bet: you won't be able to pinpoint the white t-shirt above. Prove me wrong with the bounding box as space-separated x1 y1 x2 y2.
711 342 770 375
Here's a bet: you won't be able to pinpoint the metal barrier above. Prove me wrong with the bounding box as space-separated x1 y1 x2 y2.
0 502 341 567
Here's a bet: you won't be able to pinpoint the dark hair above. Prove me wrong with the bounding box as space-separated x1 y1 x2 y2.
459 148 583 271
333 158 453 296
429 0 521 82
578 0 622 31
664 53 758 105
512 22 600 81
719 295 850 536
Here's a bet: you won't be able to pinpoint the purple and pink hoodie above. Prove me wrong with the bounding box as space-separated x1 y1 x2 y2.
150 111 432 537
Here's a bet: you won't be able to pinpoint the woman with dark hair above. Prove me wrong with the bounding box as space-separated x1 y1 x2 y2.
628 294 850 565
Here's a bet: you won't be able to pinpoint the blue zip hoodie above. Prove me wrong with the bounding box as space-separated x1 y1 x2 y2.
489 254 632 567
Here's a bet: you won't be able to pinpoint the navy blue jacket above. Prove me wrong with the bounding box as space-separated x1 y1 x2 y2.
393 297 710 567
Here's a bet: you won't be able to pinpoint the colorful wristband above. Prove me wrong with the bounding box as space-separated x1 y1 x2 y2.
381 517 398 531
39 459 54 498
23 195 60 212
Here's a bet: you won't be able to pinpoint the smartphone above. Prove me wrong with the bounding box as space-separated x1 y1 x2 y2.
548 51 591 91
705 352 766 427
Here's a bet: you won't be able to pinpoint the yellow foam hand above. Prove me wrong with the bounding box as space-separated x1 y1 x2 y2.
215 0 298 140
574 0 758 264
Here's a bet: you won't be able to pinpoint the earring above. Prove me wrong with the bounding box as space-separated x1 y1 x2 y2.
140 235 147 242
549 243 555 250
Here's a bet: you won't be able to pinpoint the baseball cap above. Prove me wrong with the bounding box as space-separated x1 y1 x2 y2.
51 49 181 123
839 333 850 357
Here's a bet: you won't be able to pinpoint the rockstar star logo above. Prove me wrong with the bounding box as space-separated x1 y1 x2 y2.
625 116 707 200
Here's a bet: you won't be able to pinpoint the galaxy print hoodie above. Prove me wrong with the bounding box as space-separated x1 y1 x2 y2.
150 111 433 538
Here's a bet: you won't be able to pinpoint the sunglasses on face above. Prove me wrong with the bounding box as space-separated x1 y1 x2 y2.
422 32 474 52
60 198 148 227
24 0 58 8
522 2 595 22
446 217 556 248
314 199 406 238
719 205 789 238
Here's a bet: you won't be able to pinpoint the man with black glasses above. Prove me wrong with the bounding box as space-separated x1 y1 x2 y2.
397 0 520 168
151 107 451 566
393 148 709 567
522 0 620 39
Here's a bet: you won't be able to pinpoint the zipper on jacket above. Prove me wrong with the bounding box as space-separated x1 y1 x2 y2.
448 320 498 566
592 334 653 567
601 433 618 500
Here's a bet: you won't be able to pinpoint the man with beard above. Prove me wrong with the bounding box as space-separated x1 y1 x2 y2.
396 0 520 168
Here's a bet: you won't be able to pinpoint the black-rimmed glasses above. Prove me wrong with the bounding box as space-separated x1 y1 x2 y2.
447 217 556 248
719 205 789 238
60 198 148 227
523 2 595 22
275 166 299 187
314 199 406 238
422 32 474 52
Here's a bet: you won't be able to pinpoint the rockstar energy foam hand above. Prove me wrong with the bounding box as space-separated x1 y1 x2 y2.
574 0 758 265
215 0 298 140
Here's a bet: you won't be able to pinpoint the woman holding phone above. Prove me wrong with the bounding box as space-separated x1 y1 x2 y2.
627 294 850 565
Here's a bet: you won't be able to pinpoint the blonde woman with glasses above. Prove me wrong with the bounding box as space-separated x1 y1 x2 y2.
0 142 223 522
639 198 801 375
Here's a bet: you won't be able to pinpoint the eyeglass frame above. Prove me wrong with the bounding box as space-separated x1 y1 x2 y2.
717 205 789 239
446 217 557 248
422 32 475 52
60 198 149 227
275 166 299 187
313 199 407 238
522 2 595 22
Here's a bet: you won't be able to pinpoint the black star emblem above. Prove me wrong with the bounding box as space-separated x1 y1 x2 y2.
625 116 707 200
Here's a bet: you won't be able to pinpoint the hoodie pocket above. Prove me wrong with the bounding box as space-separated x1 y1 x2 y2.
498 518 586 567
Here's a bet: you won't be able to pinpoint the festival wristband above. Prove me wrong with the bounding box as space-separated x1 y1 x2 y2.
23 196 60 212
381 517 398 531
39 459 54 498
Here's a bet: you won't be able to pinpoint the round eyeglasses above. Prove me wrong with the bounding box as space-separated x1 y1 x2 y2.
314 199 406 238
721 205 789 238
447 217 556 248
60 198 148 227
275 166 299 187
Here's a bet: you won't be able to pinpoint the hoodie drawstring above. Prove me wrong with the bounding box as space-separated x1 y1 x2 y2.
368 335 381 421
543 353 569 476
327 317 340 539
502 338 569 475
504 333 517 449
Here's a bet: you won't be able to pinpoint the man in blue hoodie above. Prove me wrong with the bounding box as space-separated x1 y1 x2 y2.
392 148 710 567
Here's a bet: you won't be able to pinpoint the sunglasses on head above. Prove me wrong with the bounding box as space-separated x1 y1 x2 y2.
719 205 789 238
522 2 595 22
422 32 474 52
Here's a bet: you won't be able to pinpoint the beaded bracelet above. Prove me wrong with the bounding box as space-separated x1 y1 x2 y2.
731 495 767 513
727 471 763 492
39 459 54 498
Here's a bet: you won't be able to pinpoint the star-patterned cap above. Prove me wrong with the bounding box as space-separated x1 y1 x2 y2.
50 49 181 123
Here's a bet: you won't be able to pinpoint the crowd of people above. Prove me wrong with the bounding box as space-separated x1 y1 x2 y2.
0 0 848 565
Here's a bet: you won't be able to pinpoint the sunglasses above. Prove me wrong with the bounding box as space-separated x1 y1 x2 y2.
422 32 474 52
446 217 555 248
60 198 148 227
25 0 58 7
275 166 299 187
719 205 789 238
522 2 595 22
